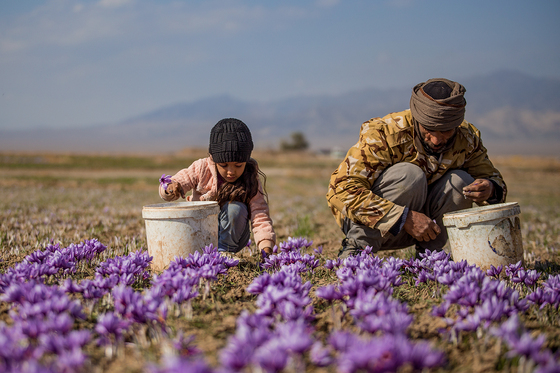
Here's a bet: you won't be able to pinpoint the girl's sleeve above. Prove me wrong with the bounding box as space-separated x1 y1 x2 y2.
158 160 201 201
248 180 276 250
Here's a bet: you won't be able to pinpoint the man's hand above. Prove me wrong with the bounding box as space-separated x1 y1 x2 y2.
403 210 441 242
462 179 494 203
166 181 185 199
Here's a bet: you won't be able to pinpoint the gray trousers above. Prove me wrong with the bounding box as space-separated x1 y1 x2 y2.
342 163 474 252
218 201 251 253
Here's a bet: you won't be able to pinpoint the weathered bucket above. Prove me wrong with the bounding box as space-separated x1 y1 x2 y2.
142 201 220 271
442 202 524 270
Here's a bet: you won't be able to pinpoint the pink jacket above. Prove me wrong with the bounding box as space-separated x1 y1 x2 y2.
159 156 276 249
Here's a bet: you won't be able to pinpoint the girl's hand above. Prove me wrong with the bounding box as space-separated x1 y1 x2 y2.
166 181 185 199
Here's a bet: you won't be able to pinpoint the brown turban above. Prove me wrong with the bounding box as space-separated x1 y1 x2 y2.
409 78 467 131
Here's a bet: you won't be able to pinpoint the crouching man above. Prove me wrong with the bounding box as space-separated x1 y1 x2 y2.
326 78 506 258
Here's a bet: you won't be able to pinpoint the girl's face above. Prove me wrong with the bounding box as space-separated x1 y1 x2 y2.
216 162 246 183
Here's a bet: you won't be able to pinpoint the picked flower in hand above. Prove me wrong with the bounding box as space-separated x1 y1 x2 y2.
159 174 173 191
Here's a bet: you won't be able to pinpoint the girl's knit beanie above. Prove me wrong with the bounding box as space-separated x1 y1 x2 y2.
209 118 254 163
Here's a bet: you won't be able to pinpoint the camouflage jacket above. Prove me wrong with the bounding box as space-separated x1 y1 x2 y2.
326 109 506 235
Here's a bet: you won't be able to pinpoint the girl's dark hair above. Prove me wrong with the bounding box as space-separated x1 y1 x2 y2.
215 159 268 215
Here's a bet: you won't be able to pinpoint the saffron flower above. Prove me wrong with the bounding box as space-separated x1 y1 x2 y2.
159 174 173 191
310 342 334 367
486 264 503 278
149 356 214 373
316 285 343 302
505 261 523 278
95 312 131 344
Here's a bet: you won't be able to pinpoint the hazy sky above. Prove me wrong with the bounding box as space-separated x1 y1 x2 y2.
1 0 559 130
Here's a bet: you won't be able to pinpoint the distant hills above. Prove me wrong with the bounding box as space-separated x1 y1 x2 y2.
1 70 559 156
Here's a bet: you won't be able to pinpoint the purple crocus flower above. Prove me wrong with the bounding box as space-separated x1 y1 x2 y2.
486 264 503 279
278 237 313 252
330 332 445 373
505 261 523 278
54 347 87 372
507 332 546 360
275 300 314 322
328 331 355 352
437 269 459 286
173 331 201 357
253 339 289 373
95 312 131 343
324 258 342 270
316 285 343 302
473 296 510 326
219 342 255 372
489 314 523 345
454 313 481 332
60 278 84 294
431 301 450 318
46 313 74 335
19 319 45 339
171 285 198 304
408 339 447 370
159 174 173 191
219 311 273 371
526 287 547 308
81 279 108 300
543 274 560 293
415 269 434 285
310 342 334 367
538 275 560 309
350 290 412 335
511 269 527 284
275 320 313 354
524 269 541 288
247 273 272 295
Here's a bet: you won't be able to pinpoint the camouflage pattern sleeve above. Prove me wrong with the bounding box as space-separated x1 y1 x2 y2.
326 119 399 229
460 123 507 202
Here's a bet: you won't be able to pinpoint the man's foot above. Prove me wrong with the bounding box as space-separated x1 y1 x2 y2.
337 238 362 259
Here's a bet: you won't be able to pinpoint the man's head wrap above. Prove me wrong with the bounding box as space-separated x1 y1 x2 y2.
410 78 467 131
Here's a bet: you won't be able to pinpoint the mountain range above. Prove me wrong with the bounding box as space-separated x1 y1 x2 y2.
1 70 559 156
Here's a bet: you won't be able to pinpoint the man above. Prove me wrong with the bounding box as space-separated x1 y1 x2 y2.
326 78 506 258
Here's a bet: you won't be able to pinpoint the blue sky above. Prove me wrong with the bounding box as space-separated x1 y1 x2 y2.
1 0 559 130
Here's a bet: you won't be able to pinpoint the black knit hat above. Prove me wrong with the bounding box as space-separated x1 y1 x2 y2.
209 118 254 163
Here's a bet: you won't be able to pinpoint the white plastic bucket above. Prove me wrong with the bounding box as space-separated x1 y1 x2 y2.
442 202 523 270
142 201 220 271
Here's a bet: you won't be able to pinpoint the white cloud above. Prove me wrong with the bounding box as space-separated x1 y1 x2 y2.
0 0 294 54
161 4 268 34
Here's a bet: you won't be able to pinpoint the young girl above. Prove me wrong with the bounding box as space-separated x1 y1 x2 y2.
159 118 276 256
